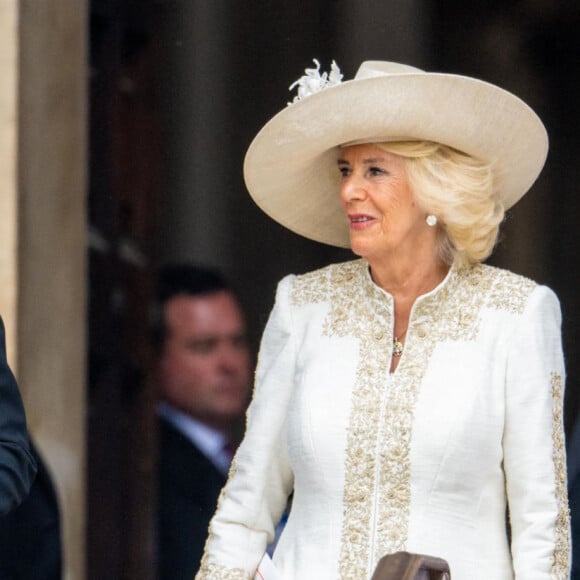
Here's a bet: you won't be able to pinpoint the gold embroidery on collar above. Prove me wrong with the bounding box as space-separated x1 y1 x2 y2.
550 372 571 577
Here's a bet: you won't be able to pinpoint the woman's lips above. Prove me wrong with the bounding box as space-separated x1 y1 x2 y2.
348 214 376 230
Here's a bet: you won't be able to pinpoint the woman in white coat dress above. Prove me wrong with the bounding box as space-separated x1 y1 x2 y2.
197 60 570 579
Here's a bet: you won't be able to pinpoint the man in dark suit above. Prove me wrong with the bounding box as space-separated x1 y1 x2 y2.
0 316 36 516
155 265 252 580
0 441 62 579
567 419 580 578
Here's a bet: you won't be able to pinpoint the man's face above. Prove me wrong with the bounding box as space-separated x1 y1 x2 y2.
159 291 251 430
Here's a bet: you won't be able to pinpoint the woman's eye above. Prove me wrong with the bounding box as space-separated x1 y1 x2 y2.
369 166 387 176
338 166 350 178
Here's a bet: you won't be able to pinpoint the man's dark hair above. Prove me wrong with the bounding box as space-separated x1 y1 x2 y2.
157 264 231 304
153 264 236 350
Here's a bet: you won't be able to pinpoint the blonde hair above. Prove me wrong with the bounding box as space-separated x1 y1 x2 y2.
378 141 504 267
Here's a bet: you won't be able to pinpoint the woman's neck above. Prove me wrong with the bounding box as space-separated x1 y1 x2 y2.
368 254 449 302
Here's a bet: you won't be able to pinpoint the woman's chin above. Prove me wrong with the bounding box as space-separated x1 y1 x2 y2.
349 237 374 260
348 241 364 258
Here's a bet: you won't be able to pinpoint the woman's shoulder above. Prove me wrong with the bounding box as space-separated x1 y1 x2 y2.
473 263 536 290
458 263 559 315
282 259 364 306
293 258 363 283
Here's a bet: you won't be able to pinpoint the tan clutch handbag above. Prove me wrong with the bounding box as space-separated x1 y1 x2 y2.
371 551 451 580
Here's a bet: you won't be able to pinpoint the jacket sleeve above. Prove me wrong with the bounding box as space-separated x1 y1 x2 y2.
197 276 297 579
0 317 37 516
503 285 570 578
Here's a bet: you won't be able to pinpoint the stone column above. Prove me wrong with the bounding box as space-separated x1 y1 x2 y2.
0 2 88 579
0 1 19 350
156 1 235 269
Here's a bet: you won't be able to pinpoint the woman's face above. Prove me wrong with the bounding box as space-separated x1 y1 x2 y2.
338 143 431 263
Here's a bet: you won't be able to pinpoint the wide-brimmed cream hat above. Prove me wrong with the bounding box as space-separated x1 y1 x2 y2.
243 60 548 248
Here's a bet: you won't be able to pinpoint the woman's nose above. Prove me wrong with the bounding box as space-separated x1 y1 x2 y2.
339 174 366 205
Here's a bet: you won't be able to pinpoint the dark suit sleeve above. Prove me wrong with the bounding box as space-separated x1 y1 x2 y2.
0 317 37 515
0 441 62 579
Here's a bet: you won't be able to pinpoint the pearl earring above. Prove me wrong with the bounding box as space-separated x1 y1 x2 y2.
426 215 437 227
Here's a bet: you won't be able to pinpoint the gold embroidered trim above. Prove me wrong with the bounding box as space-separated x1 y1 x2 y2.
291 260 537 577
293 261 392 577
196 464 247 579
484 267 535 313
550 372 571 577
196 563 248 579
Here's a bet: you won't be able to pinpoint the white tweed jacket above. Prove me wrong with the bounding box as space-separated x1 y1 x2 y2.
198 259 570 579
